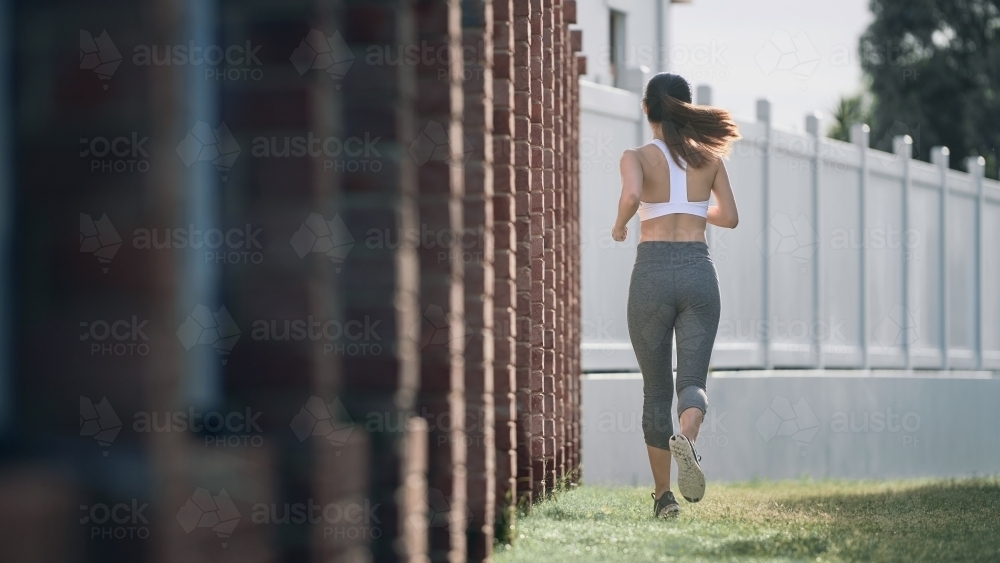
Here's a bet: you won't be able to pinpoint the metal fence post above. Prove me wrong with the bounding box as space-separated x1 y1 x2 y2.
807 112 822 368
758 99 772 369
931 146 950 369
966 155 986 370
894 135 913 370
851 124 870 370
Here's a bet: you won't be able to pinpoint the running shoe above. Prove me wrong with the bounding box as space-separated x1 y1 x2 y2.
651 490 680 518
669 433 705 503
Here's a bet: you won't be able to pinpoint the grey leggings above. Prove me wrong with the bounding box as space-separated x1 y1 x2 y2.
626 241 721 450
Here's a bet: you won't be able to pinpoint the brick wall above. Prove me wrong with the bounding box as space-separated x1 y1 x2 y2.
338 1 583 560
5 0 582 561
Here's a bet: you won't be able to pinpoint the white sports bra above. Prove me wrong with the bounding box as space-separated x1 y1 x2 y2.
637 139 710 221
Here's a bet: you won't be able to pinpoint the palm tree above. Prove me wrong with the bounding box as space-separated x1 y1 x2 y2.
828 94 870 142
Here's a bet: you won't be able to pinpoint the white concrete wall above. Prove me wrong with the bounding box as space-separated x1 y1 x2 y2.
582 372 1000 484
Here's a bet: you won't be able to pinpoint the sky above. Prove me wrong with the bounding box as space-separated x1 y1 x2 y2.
669 0 873 133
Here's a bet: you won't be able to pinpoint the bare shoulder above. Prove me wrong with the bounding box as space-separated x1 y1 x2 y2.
619 147 643 168
626 144 662 167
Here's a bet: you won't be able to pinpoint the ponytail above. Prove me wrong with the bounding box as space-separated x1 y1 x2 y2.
643 73 741 169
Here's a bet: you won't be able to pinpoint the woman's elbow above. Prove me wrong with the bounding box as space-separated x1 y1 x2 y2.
621 194 641 207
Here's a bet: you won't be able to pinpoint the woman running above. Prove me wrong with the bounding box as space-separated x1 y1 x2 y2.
610 73 740 517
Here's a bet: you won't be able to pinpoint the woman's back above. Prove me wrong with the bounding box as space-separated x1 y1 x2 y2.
630 143 722 243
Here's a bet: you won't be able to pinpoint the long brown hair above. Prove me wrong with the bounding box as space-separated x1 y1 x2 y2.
643 73 741 169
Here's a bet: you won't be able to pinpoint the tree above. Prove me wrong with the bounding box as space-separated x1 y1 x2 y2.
859 0 1000 178
828 93 871 142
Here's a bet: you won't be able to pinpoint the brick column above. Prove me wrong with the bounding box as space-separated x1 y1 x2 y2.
512 0 536 508
527 0 548 501
339 2 426 561
552 0 567 485
412 1 468 561
544 0 558 493
571 34 586 483
491 0 518 540
461 0 496 559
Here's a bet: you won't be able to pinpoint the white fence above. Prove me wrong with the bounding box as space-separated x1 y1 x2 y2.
580 80 1000 373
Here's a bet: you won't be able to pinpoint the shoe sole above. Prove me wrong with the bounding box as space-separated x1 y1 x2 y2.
655 504 680 518
669 435 705 503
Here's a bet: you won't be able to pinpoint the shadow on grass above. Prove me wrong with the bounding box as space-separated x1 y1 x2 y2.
705 478 1000 562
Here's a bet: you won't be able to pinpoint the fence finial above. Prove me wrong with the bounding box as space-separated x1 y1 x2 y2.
696 85 712 106
931 146 950 168
756 98 772 124
893 135 913 158
965 155 986 177
805 112 822 136
849 123 870 147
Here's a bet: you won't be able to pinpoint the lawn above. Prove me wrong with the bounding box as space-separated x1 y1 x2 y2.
494 477 1000 563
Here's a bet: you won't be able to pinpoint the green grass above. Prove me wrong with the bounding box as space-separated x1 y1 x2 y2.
494 477 1000 563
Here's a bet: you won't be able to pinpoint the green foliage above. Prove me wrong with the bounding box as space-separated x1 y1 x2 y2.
860 0 1000 178
496 477 1000 563
828 93 871 142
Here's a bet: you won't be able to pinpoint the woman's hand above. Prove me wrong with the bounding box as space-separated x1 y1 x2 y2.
612 224 628 242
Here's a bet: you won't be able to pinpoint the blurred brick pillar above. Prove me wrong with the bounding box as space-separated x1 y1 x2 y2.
552 0 567 485
339 2 426 561
491 0 518 541
570 35 586 483
460 0 496 559
539 0 558 491
412 1 468 561
527 0 548 501
512 0 535 508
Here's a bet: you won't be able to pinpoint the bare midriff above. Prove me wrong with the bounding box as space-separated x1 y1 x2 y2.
639 213 707 244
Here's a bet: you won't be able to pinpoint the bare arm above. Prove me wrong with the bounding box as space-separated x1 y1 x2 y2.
707 158 739 229
612 149 643 242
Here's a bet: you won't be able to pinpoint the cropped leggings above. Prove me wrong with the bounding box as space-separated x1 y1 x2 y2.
626 241 721 450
